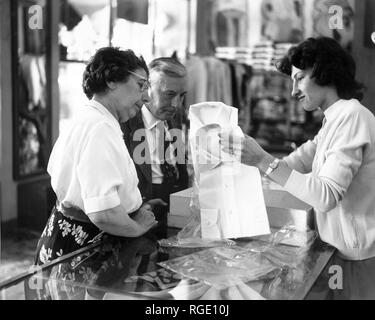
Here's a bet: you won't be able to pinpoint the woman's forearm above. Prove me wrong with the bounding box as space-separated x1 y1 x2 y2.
257 154 292 187
258 154 339 212
87 205 147 237
238 135 293 186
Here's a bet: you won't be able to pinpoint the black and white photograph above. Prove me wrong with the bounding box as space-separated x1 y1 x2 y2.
1 0 375 308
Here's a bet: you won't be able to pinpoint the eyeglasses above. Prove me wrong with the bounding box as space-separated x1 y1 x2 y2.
128 70 150 92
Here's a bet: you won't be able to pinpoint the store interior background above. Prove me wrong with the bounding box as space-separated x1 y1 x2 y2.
1 0 375 283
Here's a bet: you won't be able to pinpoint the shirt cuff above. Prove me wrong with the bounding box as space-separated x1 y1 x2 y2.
83 192 121 213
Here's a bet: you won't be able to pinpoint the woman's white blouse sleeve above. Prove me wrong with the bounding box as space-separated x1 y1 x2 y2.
284 109 371 213
77 123 125 213
283 136 318 173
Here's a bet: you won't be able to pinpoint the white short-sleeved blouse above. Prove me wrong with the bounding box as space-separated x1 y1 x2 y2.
48 100 142 214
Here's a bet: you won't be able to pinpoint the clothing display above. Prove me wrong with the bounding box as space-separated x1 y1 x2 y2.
19 54 47 111
211 42 303 149
212 0 248 48
245 68 323 152
261 0 304 43
186 55 250 108
185 55 208 109
159 246 279 290
213 9 247 48
312 0 355 51
215 41 293 72
157 232 323 299
185 55 253 136
203 57 233 106
117 0 149 24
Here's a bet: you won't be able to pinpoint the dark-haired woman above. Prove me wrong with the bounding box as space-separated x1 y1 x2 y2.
32 47 163 299
221 37 375 299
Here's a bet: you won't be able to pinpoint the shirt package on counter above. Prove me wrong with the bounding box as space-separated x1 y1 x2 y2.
188 102 271 240
158 246 280 290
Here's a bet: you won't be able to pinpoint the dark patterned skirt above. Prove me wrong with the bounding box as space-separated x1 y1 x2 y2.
34 207 103 266
27 207 158 300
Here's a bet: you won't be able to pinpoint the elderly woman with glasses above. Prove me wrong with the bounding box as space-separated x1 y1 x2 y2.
32 47 164 299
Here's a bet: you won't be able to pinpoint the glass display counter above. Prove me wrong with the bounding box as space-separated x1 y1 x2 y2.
0 234 335 300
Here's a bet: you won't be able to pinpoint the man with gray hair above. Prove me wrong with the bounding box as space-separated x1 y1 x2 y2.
122 57 189 240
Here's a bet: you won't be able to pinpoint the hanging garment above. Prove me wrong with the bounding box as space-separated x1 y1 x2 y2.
117 0 149 24
312 0 354 51
203 57 233 106
19 54 46 111
214 9 248 47
185 55 208 110
261 0 304 43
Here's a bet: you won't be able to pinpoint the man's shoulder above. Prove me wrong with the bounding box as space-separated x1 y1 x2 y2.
122 112 145 134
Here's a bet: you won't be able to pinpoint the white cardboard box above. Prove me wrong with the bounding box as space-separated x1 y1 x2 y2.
168 188 314 233
262 189 314 231
168 188 194 228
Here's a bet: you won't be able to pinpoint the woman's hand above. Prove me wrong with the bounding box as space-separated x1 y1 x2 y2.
87 205 158 237
220 133 269 168
239 135 270 167
141 198 167 211
220 133 292 187
132 206 158 231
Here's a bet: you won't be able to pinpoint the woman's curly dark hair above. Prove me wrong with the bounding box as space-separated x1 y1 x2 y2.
82 47 148 99
276 37 364 101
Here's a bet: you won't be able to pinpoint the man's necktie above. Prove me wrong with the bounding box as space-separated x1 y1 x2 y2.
161 125 179 186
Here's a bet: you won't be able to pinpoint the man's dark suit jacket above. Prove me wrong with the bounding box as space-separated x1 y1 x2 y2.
121 111 189 203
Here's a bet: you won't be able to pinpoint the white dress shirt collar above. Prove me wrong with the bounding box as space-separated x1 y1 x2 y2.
142 105 163 130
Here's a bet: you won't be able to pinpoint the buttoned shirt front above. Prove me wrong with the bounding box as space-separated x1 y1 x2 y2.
141 106 177 184
48 100 142 215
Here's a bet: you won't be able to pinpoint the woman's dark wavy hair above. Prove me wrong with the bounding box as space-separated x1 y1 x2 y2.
276 37 364 101
82 47 148 99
